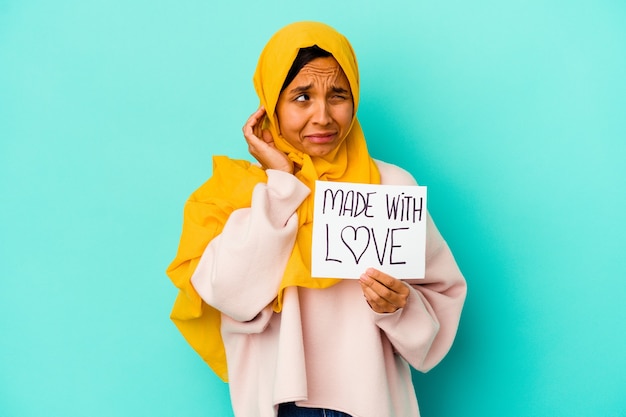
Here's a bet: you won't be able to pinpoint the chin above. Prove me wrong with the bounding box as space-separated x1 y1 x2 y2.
307 149 333 158
306 144 340 158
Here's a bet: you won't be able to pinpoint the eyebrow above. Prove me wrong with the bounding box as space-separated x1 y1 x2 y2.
331 86 350 94
288 84 351 95
288 84 313 94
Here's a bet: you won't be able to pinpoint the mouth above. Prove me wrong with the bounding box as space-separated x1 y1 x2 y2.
305 132 337 144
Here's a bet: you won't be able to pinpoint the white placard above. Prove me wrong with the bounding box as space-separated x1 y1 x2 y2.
311 180 427 279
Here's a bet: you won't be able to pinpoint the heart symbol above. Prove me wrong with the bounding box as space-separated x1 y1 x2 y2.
341 226 371 264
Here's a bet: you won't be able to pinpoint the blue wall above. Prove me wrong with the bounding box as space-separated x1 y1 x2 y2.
1 1 624 416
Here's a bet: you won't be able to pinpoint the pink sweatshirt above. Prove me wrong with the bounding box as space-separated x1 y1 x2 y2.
190 160 466 417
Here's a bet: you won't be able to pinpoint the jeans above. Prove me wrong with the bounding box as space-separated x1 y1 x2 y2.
277 402 353 417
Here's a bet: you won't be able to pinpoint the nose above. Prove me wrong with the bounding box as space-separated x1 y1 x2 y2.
311 100 332 125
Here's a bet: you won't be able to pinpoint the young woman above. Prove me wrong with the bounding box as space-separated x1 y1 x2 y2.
167 21 466 417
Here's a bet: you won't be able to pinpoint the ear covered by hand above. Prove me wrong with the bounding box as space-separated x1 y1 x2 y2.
243 106 293 173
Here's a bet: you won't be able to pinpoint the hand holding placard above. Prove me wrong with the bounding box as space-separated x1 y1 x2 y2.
311 181 427 279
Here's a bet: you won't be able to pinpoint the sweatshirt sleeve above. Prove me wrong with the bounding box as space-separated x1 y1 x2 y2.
373 214 466 372
372 159 467 372
190 169 310 322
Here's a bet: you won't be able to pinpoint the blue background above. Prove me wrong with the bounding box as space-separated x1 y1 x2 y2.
1 0 624 416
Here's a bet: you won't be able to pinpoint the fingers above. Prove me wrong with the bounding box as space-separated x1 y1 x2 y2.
242 107 293 173
243 106 276 151
242 106 266 145
359 268 409 314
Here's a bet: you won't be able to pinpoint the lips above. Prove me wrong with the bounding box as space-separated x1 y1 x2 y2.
305 131 337 144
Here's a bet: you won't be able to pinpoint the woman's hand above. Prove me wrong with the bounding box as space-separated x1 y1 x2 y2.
242 106 293 173
359 268 410 314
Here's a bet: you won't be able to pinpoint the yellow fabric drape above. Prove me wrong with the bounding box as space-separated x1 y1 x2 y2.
166 21 380 381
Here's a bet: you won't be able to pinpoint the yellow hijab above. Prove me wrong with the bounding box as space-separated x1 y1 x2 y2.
167 21 380 381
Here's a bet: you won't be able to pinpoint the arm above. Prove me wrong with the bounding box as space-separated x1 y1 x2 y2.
190 169 310 322
369 215 466 372
363 159 467 371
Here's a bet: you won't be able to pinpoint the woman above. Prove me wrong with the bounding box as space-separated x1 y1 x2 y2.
167 21 466 417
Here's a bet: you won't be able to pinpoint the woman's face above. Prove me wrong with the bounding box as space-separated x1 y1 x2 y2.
275 56 354 158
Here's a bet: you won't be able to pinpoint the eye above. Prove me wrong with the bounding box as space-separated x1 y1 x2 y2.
295 94 310 102
329 87 351 102
329 93 349 103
